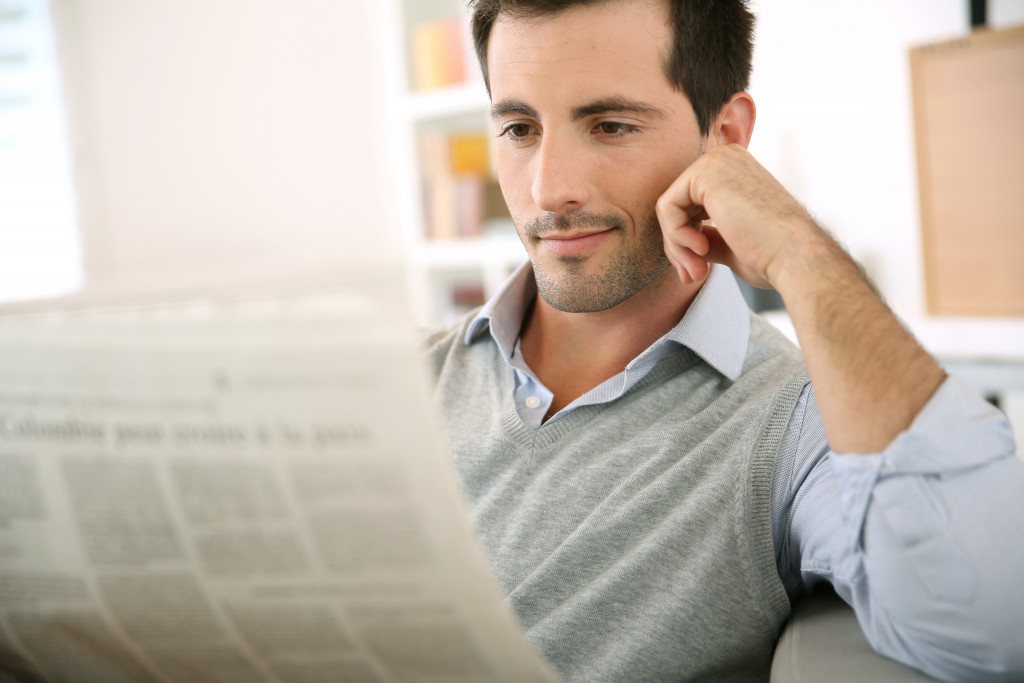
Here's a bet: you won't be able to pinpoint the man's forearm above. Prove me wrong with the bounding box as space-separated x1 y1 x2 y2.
658 144 947 454
772 225 946 454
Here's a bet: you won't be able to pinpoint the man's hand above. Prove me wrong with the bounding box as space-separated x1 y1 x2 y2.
656 143 820 290
656 143 946 454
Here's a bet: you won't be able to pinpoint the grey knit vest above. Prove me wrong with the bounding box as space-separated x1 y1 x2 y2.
425 311 808 682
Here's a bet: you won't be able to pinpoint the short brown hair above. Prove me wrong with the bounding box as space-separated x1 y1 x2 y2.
468 0 755 135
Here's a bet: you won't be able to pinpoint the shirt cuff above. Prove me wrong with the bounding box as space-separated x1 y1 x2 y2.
827 374 1015 551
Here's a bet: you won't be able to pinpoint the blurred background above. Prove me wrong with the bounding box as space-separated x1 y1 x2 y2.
0 0 1022 435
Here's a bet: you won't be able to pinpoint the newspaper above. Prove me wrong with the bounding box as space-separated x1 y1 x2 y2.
0 265 562 683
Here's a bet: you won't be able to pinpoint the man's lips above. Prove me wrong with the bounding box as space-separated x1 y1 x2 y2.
539 228 616 256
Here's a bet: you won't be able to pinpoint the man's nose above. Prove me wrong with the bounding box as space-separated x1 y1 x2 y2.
530 133 592 214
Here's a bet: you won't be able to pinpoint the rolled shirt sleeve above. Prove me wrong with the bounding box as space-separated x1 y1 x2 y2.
783 375 1024 682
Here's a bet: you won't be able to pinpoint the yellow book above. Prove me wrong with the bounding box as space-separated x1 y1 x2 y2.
411 19 466 91
411 22 444 90
449 132 490 176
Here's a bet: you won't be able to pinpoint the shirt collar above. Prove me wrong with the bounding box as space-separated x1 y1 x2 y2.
664 264 750 380
466 261 750 381
465 260 535 361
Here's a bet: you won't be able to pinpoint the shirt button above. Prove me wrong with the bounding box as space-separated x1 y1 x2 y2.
525 396 541 409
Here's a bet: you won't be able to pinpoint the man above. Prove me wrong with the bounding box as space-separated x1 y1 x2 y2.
425 0 1024 680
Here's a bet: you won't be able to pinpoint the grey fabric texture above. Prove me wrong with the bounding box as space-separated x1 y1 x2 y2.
425 311 809 682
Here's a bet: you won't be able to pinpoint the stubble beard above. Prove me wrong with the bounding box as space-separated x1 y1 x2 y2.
521 208 673 313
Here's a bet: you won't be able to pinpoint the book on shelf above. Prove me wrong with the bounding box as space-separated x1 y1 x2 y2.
448 131 490 176
422 129 491 177
449 281 487 315
420 129 510 241
410 18 467 91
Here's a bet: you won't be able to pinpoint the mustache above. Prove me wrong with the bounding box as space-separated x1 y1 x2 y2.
522 211 621 238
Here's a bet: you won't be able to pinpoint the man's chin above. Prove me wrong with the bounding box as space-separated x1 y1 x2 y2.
533 257 676 314
534 275 637 314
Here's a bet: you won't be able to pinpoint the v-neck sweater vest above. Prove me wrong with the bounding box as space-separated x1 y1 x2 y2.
425 311 808 682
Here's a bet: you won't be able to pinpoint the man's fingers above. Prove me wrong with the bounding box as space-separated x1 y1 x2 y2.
702 225 772 288
666 223 710 256
655 171 700 230
657 170 712 285
662 225 711 284
663 243 709 284
701 225 729 264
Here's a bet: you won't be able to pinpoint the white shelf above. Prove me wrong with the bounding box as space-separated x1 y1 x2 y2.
406 81 489 121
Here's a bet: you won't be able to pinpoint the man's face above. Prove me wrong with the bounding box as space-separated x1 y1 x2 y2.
488 0 706 313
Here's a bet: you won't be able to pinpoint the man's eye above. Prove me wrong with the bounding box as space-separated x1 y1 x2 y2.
501 123 534 139
596 122 637 136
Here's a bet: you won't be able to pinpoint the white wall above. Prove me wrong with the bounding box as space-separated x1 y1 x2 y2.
992 0 1024 27
50 0 398 291
748 1 1024 316
40 0 1024 306
747 0 971 317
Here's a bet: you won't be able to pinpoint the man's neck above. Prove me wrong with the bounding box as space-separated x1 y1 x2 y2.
519 268 704 417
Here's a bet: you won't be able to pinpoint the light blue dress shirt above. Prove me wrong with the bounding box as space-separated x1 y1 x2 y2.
466 261 1024 682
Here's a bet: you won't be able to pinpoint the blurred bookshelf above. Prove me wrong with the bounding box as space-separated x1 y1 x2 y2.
377 0 525 329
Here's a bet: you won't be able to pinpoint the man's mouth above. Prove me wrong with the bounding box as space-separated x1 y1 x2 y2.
540 228 616 255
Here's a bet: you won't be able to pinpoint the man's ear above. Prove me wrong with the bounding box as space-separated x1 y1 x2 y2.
709 92 756 149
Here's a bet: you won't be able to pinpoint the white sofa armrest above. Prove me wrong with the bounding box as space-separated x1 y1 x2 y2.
771 589 936 682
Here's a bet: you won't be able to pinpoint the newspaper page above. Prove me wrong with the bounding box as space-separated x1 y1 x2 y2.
0 265 562 683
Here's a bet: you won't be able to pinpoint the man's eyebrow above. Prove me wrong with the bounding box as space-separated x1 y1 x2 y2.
490 99 539 120
571 97 665 121
490 97 665 121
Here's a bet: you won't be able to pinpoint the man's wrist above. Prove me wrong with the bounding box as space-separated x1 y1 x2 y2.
766 217 843 297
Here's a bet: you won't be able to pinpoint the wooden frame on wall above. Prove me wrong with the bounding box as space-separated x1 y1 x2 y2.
911 24 1024 316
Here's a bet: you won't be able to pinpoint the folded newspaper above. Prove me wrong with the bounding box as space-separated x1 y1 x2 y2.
0 265 562 683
